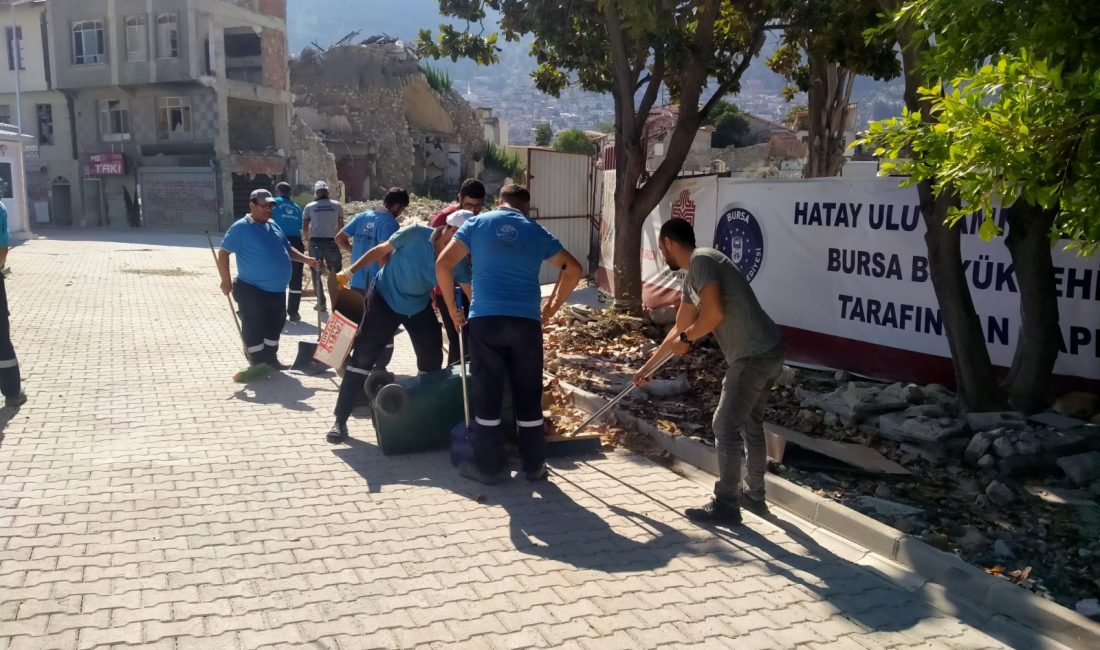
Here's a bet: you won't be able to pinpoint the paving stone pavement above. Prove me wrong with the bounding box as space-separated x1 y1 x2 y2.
0 231 1068 650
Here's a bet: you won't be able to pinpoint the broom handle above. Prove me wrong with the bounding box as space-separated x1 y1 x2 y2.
205 231 249 361
568 352 675 437
456 286 470 428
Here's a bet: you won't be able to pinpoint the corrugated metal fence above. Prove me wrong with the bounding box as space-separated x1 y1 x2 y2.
515 147 597 284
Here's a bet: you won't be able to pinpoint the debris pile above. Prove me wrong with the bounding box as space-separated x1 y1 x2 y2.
344 194 448 225
541 304 1100 614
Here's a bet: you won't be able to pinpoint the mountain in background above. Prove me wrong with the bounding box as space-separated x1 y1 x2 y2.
286 0 903 137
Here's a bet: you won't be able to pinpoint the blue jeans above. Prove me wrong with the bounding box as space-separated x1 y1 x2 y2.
468 316 546 474
712 345 784 505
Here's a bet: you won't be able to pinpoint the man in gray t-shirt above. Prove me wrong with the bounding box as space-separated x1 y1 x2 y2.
635 218 783 526
303 180 346 312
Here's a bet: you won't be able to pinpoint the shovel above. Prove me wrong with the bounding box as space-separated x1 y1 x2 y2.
291 261 326 372
567 352 675 436
450 287 476 467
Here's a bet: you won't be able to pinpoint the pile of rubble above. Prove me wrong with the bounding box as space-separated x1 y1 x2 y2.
541 304 1100 616
344 194 449 224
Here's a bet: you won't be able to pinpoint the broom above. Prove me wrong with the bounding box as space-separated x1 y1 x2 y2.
205 231 275 383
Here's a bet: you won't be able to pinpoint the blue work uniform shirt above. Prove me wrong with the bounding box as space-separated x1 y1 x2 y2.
341 208 399 290
375 224 471 316
271 196 303 237
454 208 563 321
220 216 293 293
0 202 8 248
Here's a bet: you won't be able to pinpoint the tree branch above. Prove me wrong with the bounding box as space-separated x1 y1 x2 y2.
636 51 666 126
603 7 639 135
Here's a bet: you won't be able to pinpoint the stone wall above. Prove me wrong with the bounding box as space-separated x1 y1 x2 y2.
289 115 339 195
291 42 485 197
715 143 772 171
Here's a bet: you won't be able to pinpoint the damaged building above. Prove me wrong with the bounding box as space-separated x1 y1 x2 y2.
26 0 294 230
290 38 485 201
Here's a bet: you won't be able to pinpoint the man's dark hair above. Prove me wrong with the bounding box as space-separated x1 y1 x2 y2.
499 183 531 212
659 218 696 248
383 187 410 209
459 179 486 200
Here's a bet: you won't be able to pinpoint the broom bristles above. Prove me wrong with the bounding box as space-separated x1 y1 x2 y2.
233 363 275 383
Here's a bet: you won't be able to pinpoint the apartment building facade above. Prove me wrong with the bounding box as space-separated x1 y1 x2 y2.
0 0 80 227
0 0 292 230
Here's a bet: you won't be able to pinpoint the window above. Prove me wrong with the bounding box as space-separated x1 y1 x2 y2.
5 26 24 71
125 15 147 61
155 97 192 140
36 104 53 145
72 20 106 65
155 13 178 59
98 100 130 142
0 163 12 199
0 105 10 124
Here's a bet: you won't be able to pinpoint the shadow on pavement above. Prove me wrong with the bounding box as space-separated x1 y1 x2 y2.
0 406 18 448
331 438 693 572
500 480 699 572
232 372 319 411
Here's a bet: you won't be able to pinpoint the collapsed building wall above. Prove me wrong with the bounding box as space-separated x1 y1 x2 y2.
289 115 340 195
290 40 483 199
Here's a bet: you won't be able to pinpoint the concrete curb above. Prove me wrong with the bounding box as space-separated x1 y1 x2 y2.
557 380 1100 649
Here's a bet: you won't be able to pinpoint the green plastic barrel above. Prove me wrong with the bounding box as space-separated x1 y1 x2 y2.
372 366 516 456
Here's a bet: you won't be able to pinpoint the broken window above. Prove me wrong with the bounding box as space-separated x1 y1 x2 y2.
155 13 178 59
125 15 147 61
155 96 192 141
98 99 130 142
72 20 106 65
5 26 24 71
36 104 53 145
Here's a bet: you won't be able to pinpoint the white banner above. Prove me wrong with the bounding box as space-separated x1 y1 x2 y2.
700 178 1099 380
639 175 718 301
606 176 1098 381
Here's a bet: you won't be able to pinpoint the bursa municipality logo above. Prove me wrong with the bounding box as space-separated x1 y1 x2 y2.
714 205 765 282
496 224 518 242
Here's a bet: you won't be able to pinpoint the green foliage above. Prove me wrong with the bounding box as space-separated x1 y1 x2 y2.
767 0 900 99
703 101 750 148
483 142 525 178
553 129 597 156
859 52 1100 254
534 122 553 147
594 121 615 135
417 1 775 102
419 63 453 93
860 0 1100 255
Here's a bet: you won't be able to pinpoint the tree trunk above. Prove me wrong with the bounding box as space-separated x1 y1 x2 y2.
887 3 1003 410
921 190 1004 410
611 179 643 310
1002 203 1060 413
803 54 855 178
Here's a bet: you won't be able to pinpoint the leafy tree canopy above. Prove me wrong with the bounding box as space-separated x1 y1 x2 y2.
553 129 598 156
860 0 1100 254
534 122 553 146
703 101 750 148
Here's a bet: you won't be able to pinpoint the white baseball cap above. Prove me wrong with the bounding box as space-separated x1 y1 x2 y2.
250 188 276 205
446 209 475 228
314 180 329 191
